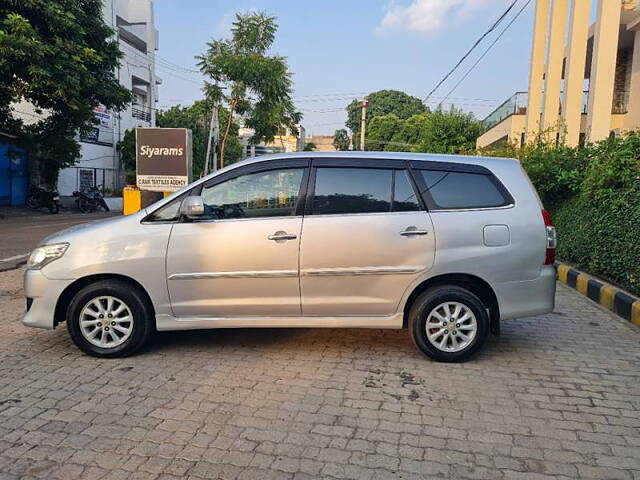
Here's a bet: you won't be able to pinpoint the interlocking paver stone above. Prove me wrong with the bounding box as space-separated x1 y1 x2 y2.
1 266 639 479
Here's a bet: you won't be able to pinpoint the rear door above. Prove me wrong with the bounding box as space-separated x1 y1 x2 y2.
299 159 435 317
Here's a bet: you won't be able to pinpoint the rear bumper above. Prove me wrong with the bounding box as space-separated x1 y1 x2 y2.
22 269 73 329
495 266 556 320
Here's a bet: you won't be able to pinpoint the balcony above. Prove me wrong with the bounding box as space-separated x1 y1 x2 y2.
481 90 629 134
132 105 151 123
481 92 528 133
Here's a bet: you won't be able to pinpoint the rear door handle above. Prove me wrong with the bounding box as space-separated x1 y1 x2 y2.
268 231 297 241
400 227 429 236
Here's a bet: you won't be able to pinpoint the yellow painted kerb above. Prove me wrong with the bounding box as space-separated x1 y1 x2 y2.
632 301 640 327
576 274 589 295
557 264 569 283
600 285 618 311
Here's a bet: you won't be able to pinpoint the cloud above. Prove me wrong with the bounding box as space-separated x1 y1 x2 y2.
378 0 496 35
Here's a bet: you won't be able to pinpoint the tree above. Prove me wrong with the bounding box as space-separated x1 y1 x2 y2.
198 12 300 167
117 101 243 181
411 107 482 154
365 114 402 151
0 0 131 186
346 90 426 149
303 142 316 151
332 129 350 151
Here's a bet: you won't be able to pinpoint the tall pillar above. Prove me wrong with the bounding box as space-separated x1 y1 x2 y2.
587 0 622 142
541 0 569 136
525 0 551 141
561 0 590 147
625 29 640 130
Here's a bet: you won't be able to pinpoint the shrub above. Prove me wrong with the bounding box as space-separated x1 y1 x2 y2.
552 185 640 296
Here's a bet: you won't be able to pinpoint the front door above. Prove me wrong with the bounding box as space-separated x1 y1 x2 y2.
166 164 308 318
299 163 435 317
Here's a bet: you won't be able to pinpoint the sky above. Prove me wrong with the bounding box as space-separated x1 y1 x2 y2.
153 0 536 136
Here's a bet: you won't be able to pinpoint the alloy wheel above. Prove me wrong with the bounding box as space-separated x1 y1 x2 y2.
79 296 134 348
425 301 477 353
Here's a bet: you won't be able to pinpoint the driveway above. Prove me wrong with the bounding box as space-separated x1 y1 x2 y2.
0 268 638 479
0 209 118 271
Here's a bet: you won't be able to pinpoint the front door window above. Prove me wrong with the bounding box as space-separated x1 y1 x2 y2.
200 168 304 220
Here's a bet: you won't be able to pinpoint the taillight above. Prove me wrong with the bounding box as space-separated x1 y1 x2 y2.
542 210 556 265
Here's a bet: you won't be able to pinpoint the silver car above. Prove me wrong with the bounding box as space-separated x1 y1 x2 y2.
23 152 556 362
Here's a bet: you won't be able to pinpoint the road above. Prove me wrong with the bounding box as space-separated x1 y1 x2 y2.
0 266 638 479
0 210 118 271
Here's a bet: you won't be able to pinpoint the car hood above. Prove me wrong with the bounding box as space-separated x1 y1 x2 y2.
40 211 146 246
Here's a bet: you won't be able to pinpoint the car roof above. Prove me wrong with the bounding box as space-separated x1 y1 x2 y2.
151 151 520 212
222 150 518 171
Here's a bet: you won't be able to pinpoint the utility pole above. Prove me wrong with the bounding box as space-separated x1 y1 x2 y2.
212 105 220 172
360 98 368 151
204 104 216 175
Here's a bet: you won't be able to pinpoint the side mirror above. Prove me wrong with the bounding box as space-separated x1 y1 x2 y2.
180 196 205 219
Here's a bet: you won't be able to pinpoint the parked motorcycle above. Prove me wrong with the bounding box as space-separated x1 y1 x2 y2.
72 185 110 213
25 186 60 214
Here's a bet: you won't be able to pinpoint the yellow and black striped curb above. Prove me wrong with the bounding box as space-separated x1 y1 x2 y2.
555 262 640 327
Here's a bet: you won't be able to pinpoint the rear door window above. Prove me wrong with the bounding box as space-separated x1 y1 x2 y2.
417 170 510 210
311 168 392 215
393 170 422 212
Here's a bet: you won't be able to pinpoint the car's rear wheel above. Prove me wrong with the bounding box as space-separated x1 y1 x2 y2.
409 285 489 362
66 280 153 357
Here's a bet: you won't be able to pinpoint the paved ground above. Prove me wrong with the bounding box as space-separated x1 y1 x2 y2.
0 268 639 480
0 208 118 271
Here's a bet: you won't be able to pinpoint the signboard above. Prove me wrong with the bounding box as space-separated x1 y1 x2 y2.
93 104 112 128
135 128 192 192
80 127 100 144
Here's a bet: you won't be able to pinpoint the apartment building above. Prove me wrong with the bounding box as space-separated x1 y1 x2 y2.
53 0 161 196
477 0 640 149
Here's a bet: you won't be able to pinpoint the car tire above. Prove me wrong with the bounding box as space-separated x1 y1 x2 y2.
409 285 490 363
25 195 39 210
66 280 153 358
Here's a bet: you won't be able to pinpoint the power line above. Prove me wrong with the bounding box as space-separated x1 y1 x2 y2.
439 0 532 105
424 0 520 102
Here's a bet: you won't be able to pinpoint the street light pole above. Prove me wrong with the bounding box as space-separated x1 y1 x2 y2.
360 98 368 151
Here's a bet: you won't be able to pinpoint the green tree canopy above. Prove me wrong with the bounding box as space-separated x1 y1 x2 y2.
0 0 131 186
410 107 482 154
332 128 350 151
198 12 300 167
363 107 482 154
346 90 426 149
365 114 402 151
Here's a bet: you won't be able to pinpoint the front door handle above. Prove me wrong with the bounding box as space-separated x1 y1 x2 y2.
268 231 297 241
400 227 429 236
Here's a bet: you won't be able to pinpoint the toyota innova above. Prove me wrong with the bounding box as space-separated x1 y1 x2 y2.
23 152 556 362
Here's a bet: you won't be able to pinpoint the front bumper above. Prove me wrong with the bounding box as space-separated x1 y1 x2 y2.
22 269 74 329
494 266 557 321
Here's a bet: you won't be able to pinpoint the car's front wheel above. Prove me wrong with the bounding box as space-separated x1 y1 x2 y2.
66 280 153 357
409 285 490 362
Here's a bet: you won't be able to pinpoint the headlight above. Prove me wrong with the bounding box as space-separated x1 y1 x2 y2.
27 243 69 270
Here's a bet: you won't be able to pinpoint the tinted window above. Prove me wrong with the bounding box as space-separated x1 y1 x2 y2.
200 168 304 220
312 168 392 215
394 170 421 212
418 170 508 209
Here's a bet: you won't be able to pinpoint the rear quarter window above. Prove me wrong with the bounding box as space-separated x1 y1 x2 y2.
417 170 511 210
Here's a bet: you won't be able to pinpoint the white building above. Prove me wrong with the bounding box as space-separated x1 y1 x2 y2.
55 0 160 195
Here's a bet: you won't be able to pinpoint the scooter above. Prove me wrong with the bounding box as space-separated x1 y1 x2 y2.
72 185 110 213
25 186 60 214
